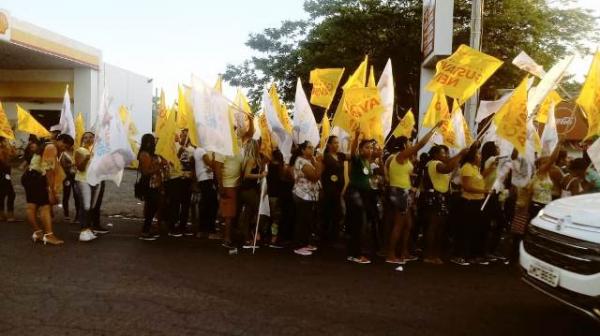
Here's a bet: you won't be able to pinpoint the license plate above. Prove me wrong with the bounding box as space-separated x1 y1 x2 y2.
528 262 559 287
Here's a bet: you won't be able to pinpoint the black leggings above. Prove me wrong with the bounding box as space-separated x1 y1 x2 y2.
0 177 15 212
165 178 192 233
455 198 486 260
293 196 319 247
345 187 369 258
62 175 79 218
196 180 218 233
143 189 161 233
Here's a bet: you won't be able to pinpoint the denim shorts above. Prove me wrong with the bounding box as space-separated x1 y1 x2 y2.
386 186 410 214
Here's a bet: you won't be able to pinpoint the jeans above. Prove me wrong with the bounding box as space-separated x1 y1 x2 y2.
62 174 79 218
75 181 104 229
0 175 15 212
321 187 343 241
165 178 192 233
455 198 485 260
345 187 368 258
196 180 218 234
293 195 318 247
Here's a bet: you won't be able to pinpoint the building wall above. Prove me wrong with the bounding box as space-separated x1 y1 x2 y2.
102 63 152 142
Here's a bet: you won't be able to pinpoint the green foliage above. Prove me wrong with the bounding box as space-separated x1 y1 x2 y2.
224 0 598 118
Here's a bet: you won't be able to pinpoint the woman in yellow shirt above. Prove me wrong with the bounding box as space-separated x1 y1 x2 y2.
422 145 468 264
452 144 496 266
384 122 441 265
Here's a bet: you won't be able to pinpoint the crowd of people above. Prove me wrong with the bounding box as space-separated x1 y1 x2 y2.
2 120 599 268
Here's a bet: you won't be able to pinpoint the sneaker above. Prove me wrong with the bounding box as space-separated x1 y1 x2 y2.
294 248 312 256
347 256 372 264
474 258 490 266
92 226 110 235
450 258 470 266
221 241 235 249
305 245 318 252
243 244 259 249
79 229 98 242
151 232 160 238
402 255 419 262
385 259 405 265
183 230 194 237
485 255 499 263
138 233 157 241
269 243 284 249
168 232 183 238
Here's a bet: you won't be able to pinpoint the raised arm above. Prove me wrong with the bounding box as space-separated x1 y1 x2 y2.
436 148 469 174
396 121 443 162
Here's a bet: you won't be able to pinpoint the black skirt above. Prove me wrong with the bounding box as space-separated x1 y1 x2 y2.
21 170 50 206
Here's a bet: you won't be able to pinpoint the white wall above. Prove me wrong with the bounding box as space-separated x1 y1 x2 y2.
101 63 153 142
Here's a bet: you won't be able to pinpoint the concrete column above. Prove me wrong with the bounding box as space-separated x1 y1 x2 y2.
73 67 99 129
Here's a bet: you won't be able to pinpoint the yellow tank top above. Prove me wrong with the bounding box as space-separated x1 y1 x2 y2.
389 155 413 189
427 160 451 193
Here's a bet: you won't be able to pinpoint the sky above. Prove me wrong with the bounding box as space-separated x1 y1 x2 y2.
1 0 599 102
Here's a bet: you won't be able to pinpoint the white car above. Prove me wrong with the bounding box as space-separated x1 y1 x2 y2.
520 193 600 322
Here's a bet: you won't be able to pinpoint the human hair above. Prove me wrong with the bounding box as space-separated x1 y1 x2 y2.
56 134 74 147
80 131 95 146
569 158 588 172
395 136 409 152
461 144 479 167
429 144 448 161
359 139 372 150
242 139 261 171
290 141 310 166
324 135 338 154
139 133 156 158
480 141 498 170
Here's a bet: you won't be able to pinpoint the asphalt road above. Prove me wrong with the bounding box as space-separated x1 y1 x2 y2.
0 170 597 336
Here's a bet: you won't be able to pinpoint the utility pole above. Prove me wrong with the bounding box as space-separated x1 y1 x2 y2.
465 0 484 131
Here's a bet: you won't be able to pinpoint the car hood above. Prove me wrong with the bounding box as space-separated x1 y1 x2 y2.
544 193 600 229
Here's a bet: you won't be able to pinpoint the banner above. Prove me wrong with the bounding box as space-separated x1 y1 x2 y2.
292 78 320 146
576 51 600 139
392 109 415 138
74 112 84 148
86 90 135 187
0 100 14 139
451 101 466 149
512 51 545 78
343 56 368 90
535 91 562 124
309 68 345 109
378 59 395 138
50 85 76 138
191 76 236 157
426 44 503 102
494 76 529 155
269 84 292 133
422 91 450 128
258 113 273 160
16 104 51 138
319 115 330 150
154 89 169 134
475 93 511 123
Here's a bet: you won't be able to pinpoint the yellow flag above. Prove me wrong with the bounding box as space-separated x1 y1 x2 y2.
426 44 503 102
422 91 450 128
343 56 368 89
269 84 293 133
319 115 331 150
332 87 383 133
176 85 189 129
155 89 169 134
576 51 600 139
535 90 562 124
16 104 50 138
214 76 223 94
155 106 181 170
494 76 529 155
368 65 376 88
234 89 253 115
258 113 272 159
392 109 415 138
463 115 474 146
74 112 84 147
309 68 345 109
0 101 15 140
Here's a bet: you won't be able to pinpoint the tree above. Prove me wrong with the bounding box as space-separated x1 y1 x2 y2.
224 0 598 120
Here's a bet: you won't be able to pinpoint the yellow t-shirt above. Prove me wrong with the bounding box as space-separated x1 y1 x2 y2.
389 155 413 189
461 163 485 200
74 147 91 182
427 160 450 193
215 152 243 188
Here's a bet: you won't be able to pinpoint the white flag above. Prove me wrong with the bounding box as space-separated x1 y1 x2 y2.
331 126 351 154
292 78 320 146
476 93 511 123
191 75 235 157
525 120 539 166
86 90 135 187
50 85 76 138
377 59 395 138
512 51 545 78
527 55 574 118
451 108 466 149
263 88 293 163
588 137 600 173
258 175 270 217
540 102 558 156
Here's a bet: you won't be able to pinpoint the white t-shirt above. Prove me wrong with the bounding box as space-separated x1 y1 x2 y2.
193 148 214 182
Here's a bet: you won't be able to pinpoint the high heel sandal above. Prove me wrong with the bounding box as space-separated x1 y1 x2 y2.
31 230 43 243
42 233 64 246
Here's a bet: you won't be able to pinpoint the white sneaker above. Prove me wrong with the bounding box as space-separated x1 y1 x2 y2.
79 229 98 242
294 248 312 256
